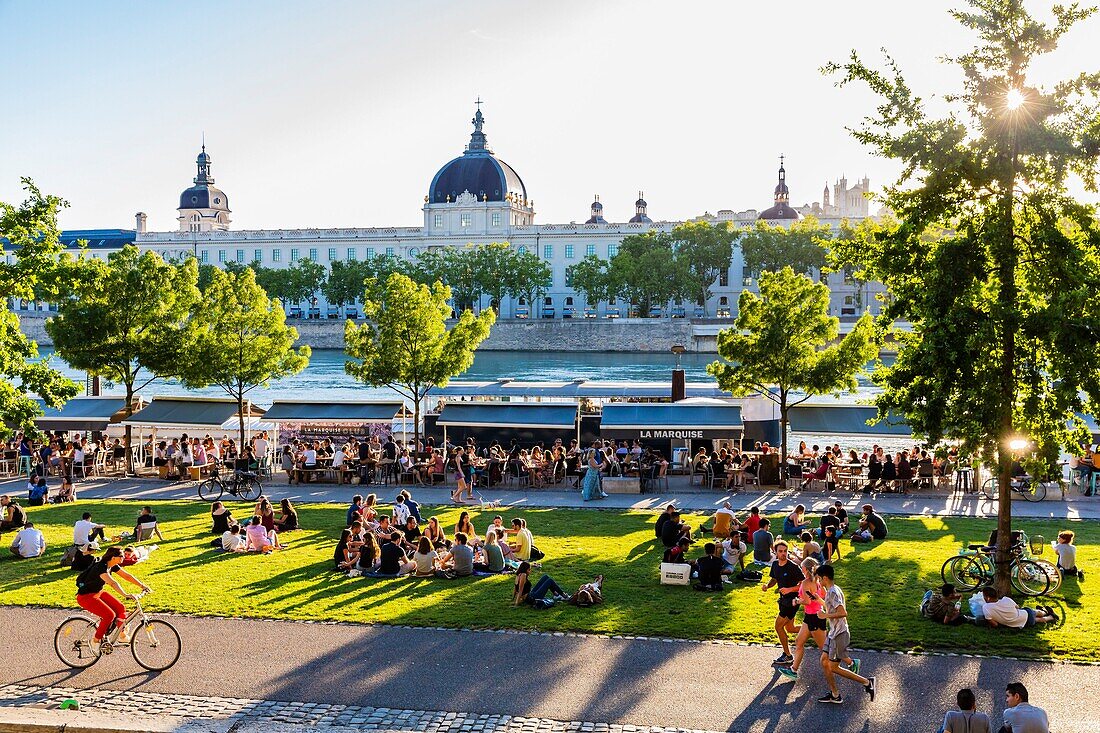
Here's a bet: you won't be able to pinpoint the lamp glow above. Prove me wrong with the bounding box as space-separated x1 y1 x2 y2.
1008 438 1028 451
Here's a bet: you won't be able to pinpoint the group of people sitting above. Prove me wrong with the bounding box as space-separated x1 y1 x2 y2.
796 442 961 493
61 507 163 572
150 431 269 480
211 496 297 553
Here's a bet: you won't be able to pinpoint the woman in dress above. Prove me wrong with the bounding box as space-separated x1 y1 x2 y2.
581 441 607 501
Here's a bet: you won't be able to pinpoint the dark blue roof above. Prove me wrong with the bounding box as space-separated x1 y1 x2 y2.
429 153 526 204
437 402 579 429
2 229 135 251
787 405 910 436
179 185 229 211
758 202 800 220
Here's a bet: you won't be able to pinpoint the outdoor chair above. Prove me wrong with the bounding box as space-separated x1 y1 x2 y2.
135 521 164 542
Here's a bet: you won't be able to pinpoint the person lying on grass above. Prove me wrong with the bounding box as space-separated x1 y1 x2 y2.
921 583 967 626
980 586 1056 629
513 561 568 607
568 575 604 606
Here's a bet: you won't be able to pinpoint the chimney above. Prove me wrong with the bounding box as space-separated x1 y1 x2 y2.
135 212 147 234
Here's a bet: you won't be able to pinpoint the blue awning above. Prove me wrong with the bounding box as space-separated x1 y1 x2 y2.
599 403 743 440
437 403 579 429
788 405 911 437
263 401 404 424
122 397 265 430
34 397 132 431
428 379 730 400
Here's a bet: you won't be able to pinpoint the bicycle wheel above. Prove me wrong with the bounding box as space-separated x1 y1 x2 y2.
943 555 985 591
197 478 224 502
130 619 182 671
1011 559 1051 597
54 616 102 669
1020 482 1047 502
1032 558 1062 594
238 476 262 501
979 477 999 500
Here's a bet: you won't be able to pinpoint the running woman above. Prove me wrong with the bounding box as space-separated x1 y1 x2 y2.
778 557 826 681
814 564 875 704
75 546 151 646
760 539 804 666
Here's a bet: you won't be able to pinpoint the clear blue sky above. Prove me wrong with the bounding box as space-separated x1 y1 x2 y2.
1 0 1096 231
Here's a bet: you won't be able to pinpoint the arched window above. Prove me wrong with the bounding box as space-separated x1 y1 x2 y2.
565 297 574 306
409 247 421 257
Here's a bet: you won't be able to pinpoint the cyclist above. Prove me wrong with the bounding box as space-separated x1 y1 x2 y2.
75 546 151 646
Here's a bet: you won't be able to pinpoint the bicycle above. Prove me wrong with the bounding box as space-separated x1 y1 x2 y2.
54 591 181 672
940 541 1051 597
978 475 1047 502
197 461 263 502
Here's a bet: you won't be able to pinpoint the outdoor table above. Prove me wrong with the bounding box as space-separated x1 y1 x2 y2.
955 466 974 493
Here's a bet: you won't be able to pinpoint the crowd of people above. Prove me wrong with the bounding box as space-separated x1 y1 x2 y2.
211 496 296 553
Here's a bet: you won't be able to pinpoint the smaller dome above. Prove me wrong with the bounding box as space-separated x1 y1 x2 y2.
635 197 647 207
758 202 800 221
591 200 603 211
197 150 211 165
179 185 230 211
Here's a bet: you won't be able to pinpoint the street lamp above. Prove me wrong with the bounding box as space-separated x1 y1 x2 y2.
671 343 686 369
1008 437 1029 452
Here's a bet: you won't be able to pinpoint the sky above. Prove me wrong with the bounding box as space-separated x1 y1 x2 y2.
2 0 1098 232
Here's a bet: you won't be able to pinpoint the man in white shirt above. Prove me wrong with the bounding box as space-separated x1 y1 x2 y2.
10 522 45 558
254 433 270 462
981 587 1056 628
221 526 248 552
73 513 106 545
721 536 747 572
1001 682 1049 733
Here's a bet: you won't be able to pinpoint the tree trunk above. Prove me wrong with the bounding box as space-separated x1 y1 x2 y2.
124 382 135 476
238 393 247 462
779 402 789 485
413 387 421 455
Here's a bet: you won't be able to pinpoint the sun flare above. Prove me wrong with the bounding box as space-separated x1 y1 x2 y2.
1006 88 1026 110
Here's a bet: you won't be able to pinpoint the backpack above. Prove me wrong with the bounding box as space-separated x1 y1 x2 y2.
75 562 104 592
60 545 79 568
737 568 763 582
529 545 545 562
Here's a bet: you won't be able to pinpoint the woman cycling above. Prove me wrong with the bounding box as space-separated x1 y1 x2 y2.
75 546 151 645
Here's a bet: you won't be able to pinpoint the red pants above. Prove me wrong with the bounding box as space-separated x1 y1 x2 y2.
76 592 127 640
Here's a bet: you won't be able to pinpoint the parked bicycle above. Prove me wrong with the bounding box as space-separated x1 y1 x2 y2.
978 475 1047 502
54 591 181 672
197 461 263 502
940 536 1051 597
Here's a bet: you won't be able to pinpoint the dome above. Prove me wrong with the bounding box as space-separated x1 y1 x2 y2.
635 197 647 207
758 202 800 220
428 107 527 204
179 184 229 211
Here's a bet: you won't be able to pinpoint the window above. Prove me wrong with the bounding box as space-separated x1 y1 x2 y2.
386 247 394 256
460 213 471 228
492 212 501 227
544 297 553 306
433 214 443 228
719 268 729 287
565 244 574 259
742 265 754 286
235 249 244 263
565 297 574 305
543 244 553 258
273 249 282 262
291 248 300 261
608 244 619 258
844 295 854 305
347 247 356 261
254 249 262 263
586 243 596 257
366 247 376 259
517 245 527 255
325 248 334 261
200 250 209 264
309 248 318 262
409 247 421 257
218 250 226 263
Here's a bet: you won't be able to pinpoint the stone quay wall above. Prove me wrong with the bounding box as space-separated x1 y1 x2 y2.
19 312 717 353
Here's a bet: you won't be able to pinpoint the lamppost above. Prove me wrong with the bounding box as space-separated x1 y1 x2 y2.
670 344 686 402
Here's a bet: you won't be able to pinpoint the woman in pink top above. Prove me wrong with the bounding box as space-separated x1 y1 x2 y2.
778 558 828 681
245 516 278 553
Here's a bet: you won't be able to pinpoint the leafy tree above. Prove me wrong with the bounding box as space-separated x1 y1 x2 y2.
323 260 373 314
287 259 327 311
345 273 495 450
47 246 200 472
612 231 688 316
181 268 310 449
825 0 1100 594
707 267 876 480
473 243 518 313
510 248 553 314
739 216 831 278
567 255 614 310
0 179 80 431
671 221 736 315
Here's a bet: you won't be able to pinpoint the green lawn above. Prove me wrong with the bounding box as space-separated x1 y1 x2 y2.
1 500 1096 661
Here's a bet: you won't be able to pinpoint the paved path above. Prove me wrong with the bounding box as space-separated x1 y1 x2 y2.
2 607 1096 733
5 475 1097 520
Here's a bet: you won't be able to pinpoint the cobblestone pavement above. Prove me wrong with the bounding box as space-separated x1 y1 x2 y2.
0 683 728 733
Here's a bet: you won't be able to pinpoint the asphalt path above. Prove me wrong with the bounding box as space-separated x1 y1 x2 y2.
2 607 1096 733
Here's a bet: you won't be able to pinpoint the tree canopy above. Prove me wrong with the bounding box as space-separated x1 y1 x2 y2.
825 0 1100 592
739 216 831 278
708 267 876 476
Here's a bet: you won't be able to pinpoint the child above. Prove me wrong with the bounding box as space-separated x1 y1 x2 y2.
1052 531 1083 581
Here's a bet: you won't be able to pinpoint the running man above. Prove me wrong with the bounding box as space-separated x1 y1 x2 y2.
814 564 875 704
760 539 804 666
75 546 151 646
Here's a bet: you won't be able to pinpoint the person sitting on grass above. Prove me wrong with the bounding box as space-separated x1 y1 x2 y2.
721 533 748 573
694 542 730 591
222 524 248 553
441 532 475 577
793 531 824 565
817 506 842 540
850 504 888 543
568 575 604 606
371 515 397 542
120 544 157 566
821 524 840 565
700 501 741 539
474 530 507 573
334 528 357 569
752 518 775 564
392 493 411 526
0 496 28 533
922 583 966 626
211 501 237 535
455 511 477 544
401 516 422 546
356 533 380 572
660 512 691 549
980 586 1056 629
9 522 45 558
509 518 534 562
72 541 99 571
132 506 165 541
783 505 812 537
273 498 299 533
1052 530 1084 581
512 561 568 607
424 516 450 550
411 536 440 577
654 504 677 539
663 536 695 570
377 531 415 576
346 494 365 527
245 516 281 553
27 477 48 506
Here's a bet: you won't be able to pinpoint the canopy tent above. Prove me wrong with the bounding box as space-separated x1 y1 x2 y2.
428 379 730 400
787 404 911 437
262 401 404 424
599 403 744 440
34 396 137 432
121 397 266 431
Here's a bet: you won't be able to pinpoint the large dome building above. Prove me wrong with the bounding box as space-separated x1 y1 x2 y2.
177 145 231 232
757 156 800 222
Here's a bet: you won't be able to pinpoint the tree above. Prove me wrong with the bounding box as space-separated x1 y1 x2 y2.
345 273 495 450
671 221 736 315
323 260 373 314
284 259 326 310
612 231 688 316
825 0 1100 594
567 255 614 310
47 246 200 472
739 216 831 278
510 248 553 314
473 243 518 313
181 268 310 449
0 179 80 431
707 267 876 481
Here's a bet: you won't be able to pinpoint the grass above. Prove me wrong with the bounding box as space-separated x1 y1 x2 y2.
1 500 1096 661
